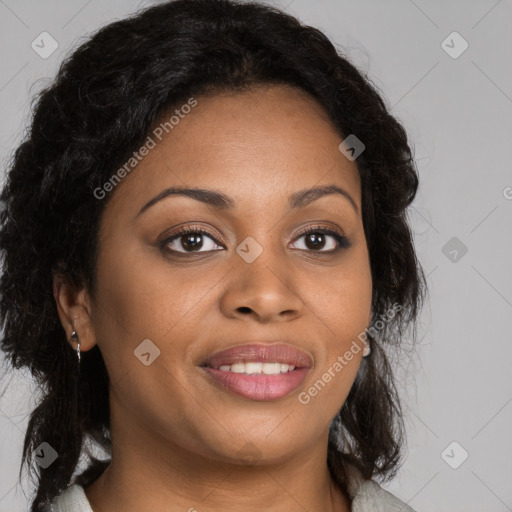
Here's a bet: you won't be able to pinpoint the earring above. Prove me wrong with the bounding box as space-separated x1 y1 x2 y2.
362 339 371 358
70 331 80 363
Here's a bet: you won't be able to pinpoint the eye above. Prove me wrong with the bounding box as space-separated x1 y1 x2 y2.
161 226 224 254
290 225 351 253
160 224 351 256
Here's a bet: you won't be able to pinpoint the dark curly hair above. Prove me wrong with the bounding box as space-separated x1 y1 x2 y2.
0 0 427 510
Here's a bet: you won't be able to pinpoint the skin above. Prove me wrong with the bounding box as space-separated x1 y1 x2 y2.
53 84 373 512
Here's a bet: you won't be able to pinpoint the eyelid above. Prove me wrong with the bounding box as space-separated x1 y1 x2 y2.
294 222 345 238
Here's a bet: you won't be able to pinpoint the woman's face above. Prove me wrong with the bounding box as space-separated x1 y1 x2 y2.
85 84 372 465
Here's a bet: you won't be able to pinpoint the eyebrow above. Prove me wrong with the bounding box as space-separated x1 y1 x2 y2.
136 183 358 218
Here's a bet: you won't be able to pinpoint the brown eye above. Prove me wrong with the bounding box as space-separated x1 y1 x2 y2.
160 224 351 256
161 227 223 254
290 226 351 253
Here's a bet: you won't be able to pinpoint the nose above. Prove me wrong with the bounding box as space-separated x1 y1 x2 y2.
219 243 305 323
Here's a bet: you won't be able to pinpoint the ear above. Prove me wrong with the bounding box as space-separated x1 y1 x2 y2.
53 273 97 353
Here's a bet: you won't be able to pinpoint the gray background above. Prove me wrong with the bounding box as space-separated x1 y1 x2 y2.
0 0 511 510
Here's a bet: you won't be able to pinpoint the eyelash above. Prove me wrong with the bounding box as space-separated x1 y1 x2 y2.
160 224 351 255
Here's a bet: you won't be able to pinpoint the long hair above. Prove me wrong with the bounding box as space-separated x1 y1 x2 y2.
0 1 426 510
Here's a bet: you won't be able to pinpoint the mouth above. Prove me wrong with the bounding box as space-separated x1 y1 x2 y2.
199 342 313 401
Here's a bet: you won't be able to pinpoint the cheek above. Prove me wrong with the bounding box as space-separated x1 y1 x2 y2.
315 241 373 339
302 246 372 411
92 239 217 379
90 242 215 434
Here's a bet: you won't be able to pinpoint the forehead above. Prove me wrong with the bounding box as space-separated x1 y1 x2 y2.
102 84 361 219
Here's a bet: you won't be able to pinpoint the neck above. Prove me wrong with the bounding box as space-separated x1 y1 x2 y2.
84 402 351 512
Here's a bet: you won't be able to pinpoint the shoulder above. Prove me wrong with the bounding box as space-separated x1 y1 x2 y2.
345 464 418 512
350 480 417 512
47 483 93 512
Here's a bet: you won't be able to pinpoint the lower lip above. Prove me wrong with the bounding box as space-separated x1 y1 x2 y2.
202 367 310 401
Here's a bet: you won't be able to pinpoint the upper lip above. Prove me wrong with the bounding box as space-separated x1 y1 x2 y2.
202 342 314 369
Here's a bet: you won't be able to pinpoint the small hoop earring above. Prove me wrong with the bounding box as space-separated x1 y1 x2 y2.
70 331 80 363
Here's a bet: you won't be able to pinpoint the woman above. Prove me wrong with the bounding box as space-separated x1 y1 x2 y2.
0 0 426 510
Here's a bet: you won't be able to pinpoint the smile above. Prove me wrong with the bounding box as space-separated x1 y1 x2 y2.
214 362 296 374
200 342 312 401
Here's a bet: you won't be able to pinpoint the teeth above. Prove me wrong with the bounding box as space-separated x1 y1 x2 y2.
246 362 263 374
216 362 296 374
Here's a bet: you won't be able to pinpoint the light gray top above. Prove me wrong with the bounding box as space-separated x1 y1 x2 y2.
49 464 417 512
